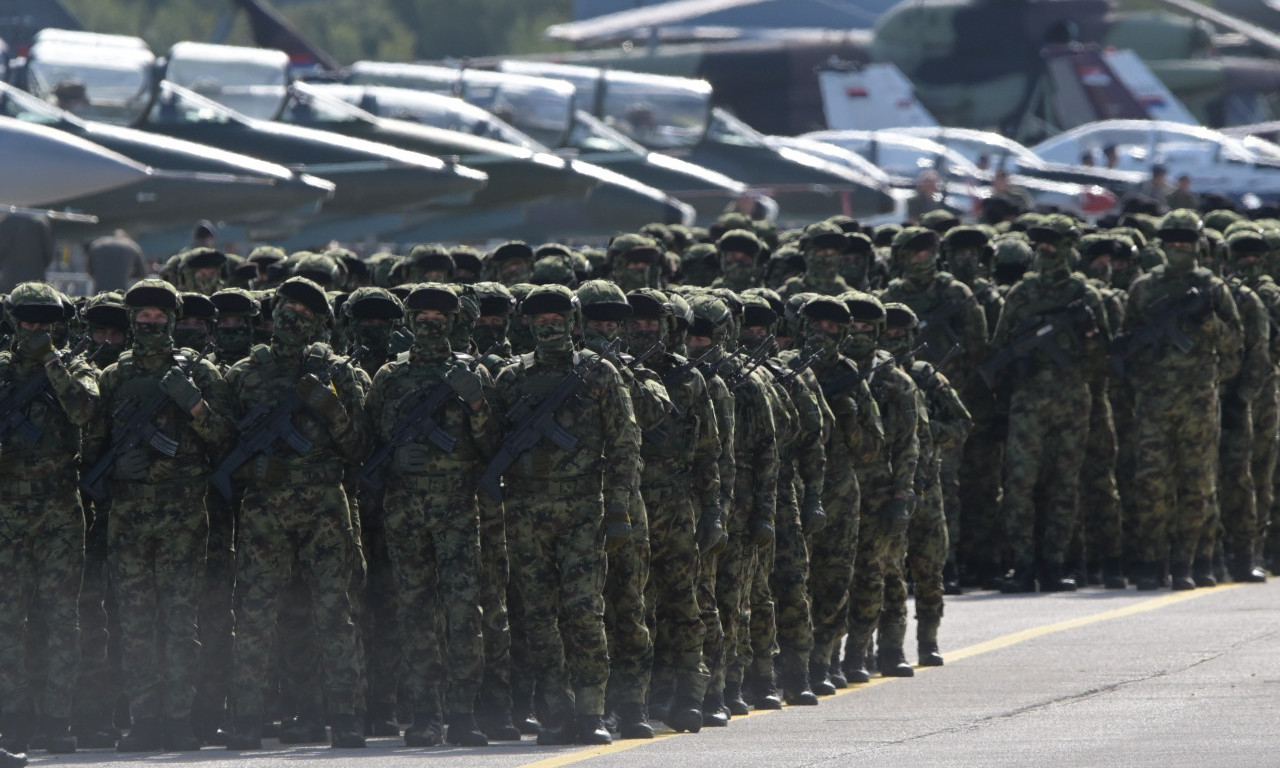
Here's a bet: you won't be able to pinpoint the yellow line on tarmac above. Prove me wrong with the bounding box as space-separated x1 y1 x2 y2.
515 584 1239 768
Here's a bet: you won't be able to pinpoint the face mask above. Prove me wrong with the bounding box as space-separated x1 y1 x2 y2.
354 323 393 355
840 254 870 287
1165 244 1197 273
215 325 253 359
12 327 46 361
1036 246 1071 280
1085 261 1112 284
739 328 771 350
132 320 172 356
1110 263 1136 290
96 341 125 367
174 325 209 350
882 331 913 357
613 265 651 292
472 323 507 352
841 329 878 359
803 326 841 358
193 273 220 296
807 249 839 277
413 317 450 343
625 325 661 355
532 317 573 352
721 260 755 289
500 263 532 286
1235 261 1267 283
950 250 979 284
273 307 315 348
905 257 938 285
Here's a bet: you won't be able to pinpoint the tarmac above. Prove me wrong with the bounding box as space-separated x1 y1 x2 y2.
31 578 1280 768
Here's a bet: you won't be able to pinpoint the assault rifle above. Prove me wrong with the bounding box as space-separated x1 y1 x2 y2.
768 348 822 389
478 338 619 501
978 301 1093 389
917 295 974 345
626 340 665 370
358 380 462 492
1108 288 1207 379
820 342 929 401
0 337 94 445
81 344 212 504
209 346 367 500
723 334 775 391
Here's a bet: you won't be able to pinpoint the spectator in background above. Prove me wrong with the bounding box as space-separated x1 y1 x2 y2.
1102 144 1119 169
905 170 958 224
1166 173 1199 211
87 229 148 292
1138 164 1172 201
0 212 55 291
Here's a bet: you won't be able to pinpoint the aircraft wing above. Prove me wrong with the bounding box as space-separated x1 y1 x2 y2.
1151 0 1280 56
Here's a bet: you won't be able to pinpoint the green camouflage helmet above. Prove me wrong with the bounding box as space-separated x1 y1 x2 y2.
577 279 633 322
289 251 342 288
520 283 582 327
739 292 778 336
840 290 886 329
688 293 733 346
1202 208 1244 234
7 281 66 329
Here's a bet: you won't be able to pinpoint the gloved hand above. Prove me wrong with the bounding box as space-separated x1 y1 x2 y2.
20 331 56 364
881 496 911 536
160 366 203 413
445 365 485 407
297 374 346 424
1221 392 1247 431
801 497 827 536
1187 289 1215 324
392 443 431 474
603 518 632 552
751 519 775 549
249 453 286 485
112 447 150 481
389 327 414 356
696 508 726 555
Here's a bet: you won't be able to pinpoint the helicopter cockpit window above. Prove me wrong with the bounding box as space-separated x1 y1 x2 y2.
568 110 645 155
0 83 69 126
705 107 767 149
284 83 368 125
601 72 710 150
164 42 289 121
499 60 602 113
26 39 154 125
457 73 574 149
146 82 239 126
349 61 461 97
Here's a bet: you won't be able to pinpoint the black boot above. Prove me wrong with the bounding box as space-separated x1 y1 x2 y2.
224 716 261 751
0 712 31 755
827 656 848 689
511 693 539 735
978 559 1007 591
575 715 611 746
330 714 366 749
116 717 163 752
842 640 871 684
535 713 576 746
476 707 522 741
663 696 703 733
723 680 750 716
1230 552 1267 583
0 748 24 768
617 704 653 739
1134 561 1161 591
749 671 783 710
1041 562 1078 593
1170 561 1196 591
1103 558 1128 589
365 703 400 737
278 716 327 744
780 658 818 706
162 717 200 752
918 641 944 667
700 692 729 728
1192 556 1217 588
943 561 963 595
403 712 443 747
445 713 488 747
42 716 75 754
1000 566 1038 594
878 648 915 678
809 660 836 696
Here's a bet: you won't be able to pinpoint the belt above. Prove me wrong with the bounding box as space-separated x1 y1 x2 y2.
399 473 473 493
112 478 206 501
1 473 78 497
506 474 601 497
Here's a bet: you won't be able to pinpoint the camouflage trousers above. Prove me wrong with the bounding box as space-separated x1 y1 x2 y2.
1132 377 1220 570
847 481 908 656
383 474 485 715
355 489 404 720
504 475 610 718
0 478 84 718
641 479 706 704
712 525 755 693
1003 380 1091 567
958 391 1005 575
604 488 652 709
1254 380 1279 566
233 475 360 718
476 493 513 717
1209 396 1254 563
740 533 777 682
893 467 947 647
770 474 813 679
807 459 860 668
195 492 236 726
108 481 207 720
73 501 115 734
1112 382 1140 567
1078 385 1123 566
696 549 722 701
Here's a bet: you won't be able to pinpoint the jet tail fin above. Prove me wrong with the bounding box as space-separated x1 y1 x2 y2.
0 0 84 55
1040 43 1196 127
817 62 937 131
230 0 342 73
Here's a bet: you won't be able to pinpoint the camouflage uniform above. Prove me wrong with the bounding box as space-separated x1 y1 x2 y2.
779 223 855 300
362 285 494 745
0 285 99 752
224 279 369 747
85 281 232 748
490 285 639 744
1123 212 1242 588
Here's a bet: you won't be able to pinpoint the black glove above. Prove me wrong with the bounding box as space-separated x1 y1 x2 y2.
112 447 150 481
297 374 346 425
160 366 203 413
392 443 431 474
1221 393 1248 432
389 327 414 356
696 508 726 555
881 496 911 536
445 365 485 407
603 518 632 552
751 519 775 549
20 331 56 364
801 498 827 536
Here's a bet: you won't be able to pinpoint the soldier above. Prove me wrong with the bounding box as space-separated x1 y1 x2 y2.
881 304 971 666
710 229 763 292
607 234 665 292
1122 210 1242 590
210 289 260 366
488 284 639 746
175 248 227 296
780 222 853 298
223 278 370 749
175 293 217 351
85 280 231 751
990 223 1109 592
361 284 493 747
0 284 100 758
488 242 536 286
840 293 919 680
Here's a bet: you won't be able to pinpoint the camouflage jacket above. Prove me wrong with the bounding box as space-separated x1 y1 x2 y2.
0 347 100 479
810 353 884 467
1223 277 1272 403
880 272 988 386
992 271 1111 386
858 349 920 498
1123 265 1242 383
698 355 737 518
907 357 973 472
718 353 778 527
642 352 721 514
773 351 833 510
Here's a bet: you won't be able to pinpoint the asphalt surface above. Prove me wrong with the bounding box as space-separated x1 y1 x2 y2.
30 578 1280 768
